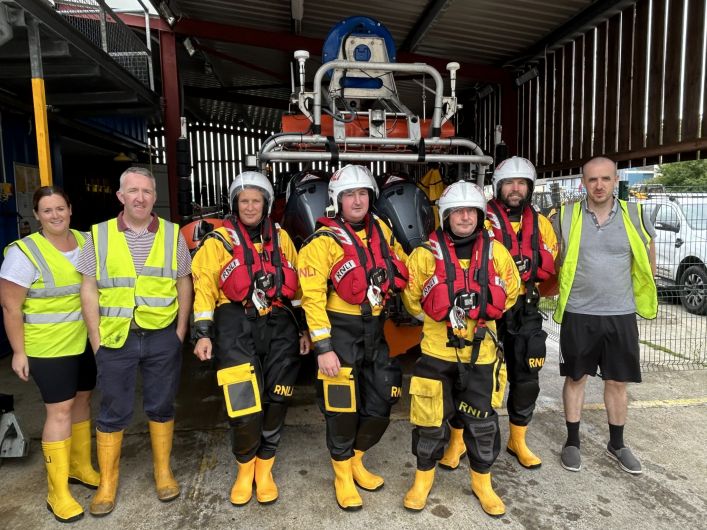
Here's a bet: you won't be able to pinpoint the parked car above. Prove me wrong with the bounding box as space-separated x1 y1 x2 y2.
643 194 707 314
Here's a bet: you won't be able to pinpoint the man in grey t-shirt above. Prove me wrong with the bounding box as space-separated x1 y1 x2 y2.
553 157 657 476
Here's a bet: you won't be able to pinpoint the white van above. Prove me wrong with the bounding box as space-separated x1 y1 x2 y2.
643 194 707 315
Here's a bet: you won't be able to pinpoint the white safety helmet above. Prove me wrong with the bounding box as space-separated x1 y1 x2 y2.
492 156 536 199
437 181 487 227
229 171 275 215
327 164 379 216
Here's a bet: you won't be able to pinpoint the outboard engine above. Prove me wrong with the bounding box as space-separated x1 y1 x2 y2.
281 170 330 249
374 173 434 255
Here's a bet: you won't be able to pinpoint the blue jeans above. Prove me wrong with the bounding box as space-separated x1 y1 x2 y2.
95 324 183 432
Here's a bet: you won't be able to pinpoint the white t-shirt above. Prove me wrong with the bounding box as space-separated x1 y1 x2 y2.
0 244 81 288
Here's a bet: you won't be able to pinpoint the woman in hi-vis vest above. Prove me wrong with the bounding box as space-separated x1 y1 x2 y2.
0 186 98 524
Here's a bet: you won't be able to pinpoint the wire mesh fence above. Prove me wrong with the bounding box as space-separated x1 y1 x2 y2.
54 0 153 89
541 185 707 371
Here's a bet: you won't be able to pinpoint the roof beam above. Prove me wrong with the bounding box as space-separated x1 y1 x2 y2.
507 0 637 66
184 86 290 110
400 0 455 53
178 17 507 83
0 63 99 78
47 91 139 106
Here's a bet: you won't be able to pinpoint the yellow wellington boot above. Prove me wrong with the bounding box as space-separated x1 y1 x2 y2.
439 427 466 470
230 458 255 506
470 470 505 517
351 450 384 491
331 458 362 511
403 468 435 512
43 439 84 523
68 420 100 489
89 430 123 517
148 420 180 501
506 423 542 469
254 456 279 504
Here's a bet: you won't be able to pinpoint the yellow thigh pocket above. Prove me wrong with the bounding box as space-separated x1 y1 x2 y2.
491 359 507 410
409 376 443 427
317 367 356 413
217 364 262 418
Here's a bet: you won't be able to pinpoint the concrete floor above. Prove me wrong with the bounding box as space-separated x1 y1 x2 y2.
1 338 706 530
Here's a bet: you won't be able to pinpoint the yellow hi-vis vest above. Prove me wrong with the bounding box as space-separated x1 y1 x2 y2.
553 199 657 323
94 218 178 348
6 230 87 357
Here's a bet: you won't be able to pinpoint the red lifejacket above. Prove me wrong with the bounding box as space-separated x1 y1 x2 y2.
218 217 298 304
420 228 507 323
486 199 555 283
315 215 408 306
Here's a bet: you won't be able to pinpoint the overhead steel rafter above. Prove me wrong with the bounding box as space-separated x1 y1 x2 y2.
119 13 510 84
506 0 638 67
400 0 455 53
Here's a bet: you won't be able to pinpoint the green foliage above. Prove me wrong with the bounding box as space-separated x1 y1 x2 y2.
652 160 707 189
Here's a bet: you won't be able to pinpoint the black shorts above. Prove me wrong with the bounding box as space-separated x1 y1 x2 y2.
559 312 641 383
28 343 97 404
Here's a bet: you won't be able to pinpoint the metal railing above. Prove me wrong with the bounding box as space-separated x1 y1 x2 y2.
54 0 153 90
542 186 707 371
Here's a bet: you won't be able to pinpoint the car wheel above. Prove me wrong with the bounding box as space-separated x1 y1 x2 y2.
680 265 707 315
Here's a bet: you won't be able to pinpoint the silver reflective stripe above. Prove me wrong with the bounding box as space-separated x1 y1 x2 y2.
135 296 176 307
141 222 177 278
141 265 170 277
99 306 133 318
96 277 135 289
22 237 55 288
24 311 83 324
194 311 214 320
560 203 575 263
310 327 331 337
97 222 109 281
27 284 80 298
625 201 648 246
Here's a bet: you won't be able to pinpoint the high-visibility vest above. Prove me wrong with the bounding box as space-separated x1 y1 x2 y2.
554 199 657 323
94 218 178 348
7 230 87 357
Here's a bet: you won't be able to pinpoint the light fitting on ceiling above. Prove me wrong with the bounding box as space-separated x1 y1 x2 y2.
291 0 304 35
183 37 196 56
515 67 539 87
157 1 176 27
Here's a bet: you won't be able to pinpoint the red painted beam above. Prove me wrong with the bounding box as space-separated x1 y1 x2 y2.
174 17 508 83
159 30 180 222
119 14 509 83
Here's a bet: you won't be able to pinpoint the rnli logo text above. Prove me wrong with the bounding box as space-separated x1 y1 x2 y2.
422 275 439 298
391 386 402 398
457 401 489 418
528 357 545 369
334 260 356 282
220 259 240 282
273 385 293 397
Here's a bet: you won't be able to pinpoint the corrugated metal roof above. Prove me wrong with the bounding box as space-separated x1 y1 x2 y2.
167 0 604 126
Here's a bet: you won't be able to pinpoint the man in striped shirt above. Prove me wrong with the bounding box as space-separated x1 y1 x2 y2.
78 167 192 517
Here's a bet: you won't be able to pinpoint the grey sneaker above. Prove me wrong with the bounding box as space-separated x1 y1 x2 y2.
606 443 642 475
560 445 581 472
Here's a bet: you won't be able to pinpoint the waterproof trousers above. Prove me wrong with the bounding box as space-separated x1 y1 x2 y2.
409 354 500 473
213 303 301 462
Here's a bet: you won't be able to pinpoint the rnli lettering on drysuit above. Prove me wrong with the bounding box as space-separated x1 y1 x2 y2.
420 228 506 354
217 217 298 308
316 214 408 309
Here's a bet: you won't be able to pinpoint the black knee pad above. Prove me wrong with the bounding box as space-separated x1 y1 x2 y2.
229 414 263 460
370 357 403 407
412 425 446 468
509 380 540 422
461 414 500 472
326 412 359 459
354 415 389 452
